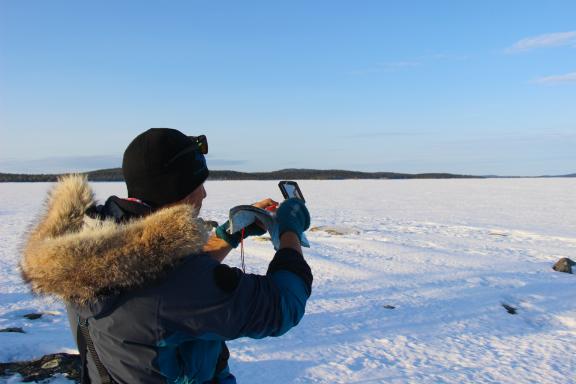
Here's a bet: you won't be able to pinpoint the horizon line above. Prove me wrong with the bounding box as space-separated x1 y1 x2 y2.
1 168 574 179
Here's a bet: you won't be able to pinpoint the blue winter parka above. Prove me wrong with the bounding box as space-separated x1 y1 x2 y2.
21 175 313 384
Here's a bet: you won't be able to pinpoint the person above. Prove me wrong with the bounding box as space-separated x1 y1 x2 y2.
21 128 313 383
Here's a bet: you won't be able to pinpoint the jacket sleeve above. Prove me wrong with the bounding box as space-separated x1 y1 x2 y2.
161 248 312 341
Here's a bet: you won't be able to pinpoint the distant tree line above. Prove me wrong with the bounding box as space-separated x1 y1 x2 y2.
0 168 487 182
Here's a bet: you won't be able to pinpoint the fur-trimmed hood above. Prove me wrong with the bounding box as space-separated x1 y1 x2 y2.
21 175 209 304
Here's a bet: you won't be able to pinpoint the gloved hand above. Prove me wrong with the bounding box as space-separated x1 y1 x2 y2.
215 220 266 248
275 198 310 240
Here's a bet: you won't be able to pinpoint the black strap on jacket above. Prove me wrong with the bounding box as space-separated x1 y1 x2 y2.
212 341 230 382
77 316 116 384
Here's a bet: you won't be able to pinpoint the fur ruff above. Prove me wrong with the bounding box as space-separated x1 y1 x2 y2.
21 174 209 304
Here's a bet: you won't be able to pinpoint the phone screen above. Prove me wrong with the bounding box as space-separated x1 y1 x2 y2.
279 181 305 201
284 183 298 198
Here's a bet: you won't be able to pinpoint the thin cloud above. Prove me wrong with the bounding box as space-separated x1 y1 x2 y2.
350 61 420 75
0 155 247 174
341 131 429 138
381 61 421 68
350 53 468 76
534 71 576 85
424 53 469 61
507 31 576 52
0 155 122 174
206 158 247 166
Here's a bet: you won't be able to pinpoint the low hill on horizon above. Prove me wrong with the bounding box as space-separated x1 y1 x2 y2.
0 168 484 182
1 168 574 182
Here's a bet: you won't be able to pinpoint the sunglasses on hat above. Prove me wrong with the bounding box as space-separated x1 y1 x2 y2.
164 135 208 167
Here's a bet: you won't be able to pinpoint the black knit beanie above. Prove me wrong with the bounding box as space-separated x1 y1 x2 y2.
122 128 209 207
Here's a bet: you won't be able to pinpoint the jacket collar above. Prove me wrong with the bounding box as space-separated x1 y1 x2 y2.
86 195 153 223
21 175 209 305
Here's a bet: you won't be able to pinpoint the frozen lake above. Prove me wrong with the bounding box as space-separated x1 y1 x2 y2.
1 179 575 383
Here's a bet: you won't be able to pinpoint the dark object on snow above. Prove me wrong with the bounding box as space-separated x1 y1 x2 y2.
0 327 25 333
23 313 43 320
383 305 396 309
489 232 509 237
552 258 575 274
0 353 81 382
502 304 518 315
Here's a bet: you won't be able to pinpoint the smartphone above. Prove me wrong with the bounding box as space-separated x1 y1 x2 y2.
278 181 305 202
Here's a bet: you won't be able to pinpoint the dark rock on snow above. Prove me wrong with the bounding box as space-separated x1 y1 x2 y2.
0 353 81 383
553 258 575 274
23 313 43 320
502 304 518 315
0 327 25 333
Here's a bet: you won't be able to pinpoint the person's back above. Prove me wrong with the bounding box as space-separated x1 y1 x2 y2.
21 128 313 383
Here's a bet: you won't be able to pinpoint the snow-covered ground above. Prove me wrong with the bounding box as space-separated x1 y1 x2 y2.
1 179 575 383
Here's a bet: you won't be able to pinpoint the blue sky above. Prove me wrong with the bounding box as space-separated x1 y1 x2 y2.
1 1 575 176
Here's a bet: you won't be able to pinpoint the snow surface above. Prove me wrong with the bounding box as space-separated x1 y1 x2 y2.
1 179 575 383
